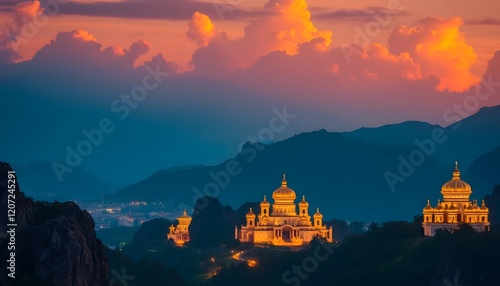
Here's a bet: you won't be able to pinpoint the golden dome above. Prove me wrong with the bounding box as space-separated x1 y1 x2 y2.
481 200 489 211
423 199 433 211
313 207 323 218
466 202 474 211
435 200 444 210
178 209 192 224
473 200 480 211
246 208 256 219
449 203 458 211
299 195 309 207
260 195 270 206
440 162 472 200
272 174 297 200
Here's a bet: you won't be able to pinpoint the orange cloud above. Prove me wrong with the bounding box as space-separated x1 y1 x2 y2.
187 12 216 47
389 17 479 92
191 0 333 75
334 43 423 83
32 30 150 68
246 0 332 54
0 0 44 63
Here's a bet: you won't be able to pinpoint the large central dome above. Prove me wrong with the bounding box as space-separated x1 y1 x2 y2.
272 174 297 200
440 162 472 201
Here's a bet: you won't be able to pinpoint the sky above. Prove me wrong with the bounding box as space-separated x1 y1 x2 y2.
1 0 500 183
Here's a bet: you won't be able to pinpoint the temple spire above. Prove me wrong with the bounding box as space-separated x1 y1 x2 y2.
453 161 461 178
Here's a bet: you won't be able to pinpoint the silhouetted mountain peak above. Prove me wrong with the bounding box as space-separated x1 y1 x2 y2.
0 161 109 285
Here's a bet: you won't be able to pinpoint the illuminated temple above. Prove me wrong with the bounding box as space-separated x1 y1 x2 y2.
235 174 333 246
422 162 490 236
167 209 192 244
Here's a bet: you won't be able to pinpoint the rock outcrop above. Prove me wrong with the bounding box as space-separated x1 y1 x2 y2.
0 161 109 285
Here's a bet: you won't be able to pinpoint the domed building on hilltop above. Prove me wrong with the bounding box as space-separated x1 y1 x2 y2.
235 174 333 246
422 162 490 236
167 209 192 244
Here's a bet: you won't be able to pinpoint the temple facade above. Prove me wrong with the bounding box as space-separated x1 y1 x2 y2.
422 162 490 236
235 174 333 246
167 209 192 244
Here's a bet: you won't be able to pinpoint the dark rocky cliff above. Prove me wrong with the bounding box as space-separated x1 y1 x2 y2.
0 161 109 286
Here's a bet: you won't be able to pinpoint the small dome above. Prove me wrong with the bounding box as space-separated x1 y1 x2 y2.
169 224 175 230
272 174 297 200
435 200 444 210
449 203 458 211
481 200 489 211
313 207 323 218
246 208 256 219
473 200 480 210
423 200 433 211
440 162 472 199
260 195 270 206
178 209 192 222
177 210 192 226
299 195 309 207
466 202 474 211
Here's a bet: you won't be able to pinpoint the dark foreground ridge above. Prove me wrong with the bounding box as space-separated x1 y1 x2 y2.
0 161 109 286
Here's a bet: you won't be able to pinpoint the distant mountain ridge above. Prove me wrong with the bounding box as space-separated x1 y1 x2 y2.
110 130 449 222
109 105 500 222
345 105 500 170
466 145 500 194
344 120 441 148
12 162 120 202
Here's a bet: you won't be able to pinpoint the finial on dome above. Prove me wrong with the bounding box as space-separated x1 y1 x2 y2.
263 195 267 201
282 173 287 186
183 209 187 215
453 161 461 178
249 207 253 213
427 199 430 205
482 199 485 206
302 195 306 201
317 207 320 213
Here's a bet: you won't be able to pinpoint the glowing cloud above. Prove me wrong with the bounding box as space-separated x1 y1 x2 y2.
187 12 216 47
388 17 479 91
243 0 332 55
0 1 44 63
32 30 150 68
191 0 332 75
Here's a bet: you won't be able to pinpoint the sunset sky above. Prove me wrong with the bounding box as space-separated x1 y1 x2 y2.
1 0 500 183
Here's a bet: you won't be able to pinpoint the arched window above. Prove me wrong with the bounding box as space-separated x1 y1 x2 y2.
249 220 253 226
264 209 267 215
302 209 305 214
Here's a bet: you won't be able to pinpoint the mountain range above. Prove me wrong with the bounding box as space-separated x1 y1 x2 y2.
107 106 500 222
10 106 500 222
12 162 121 202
